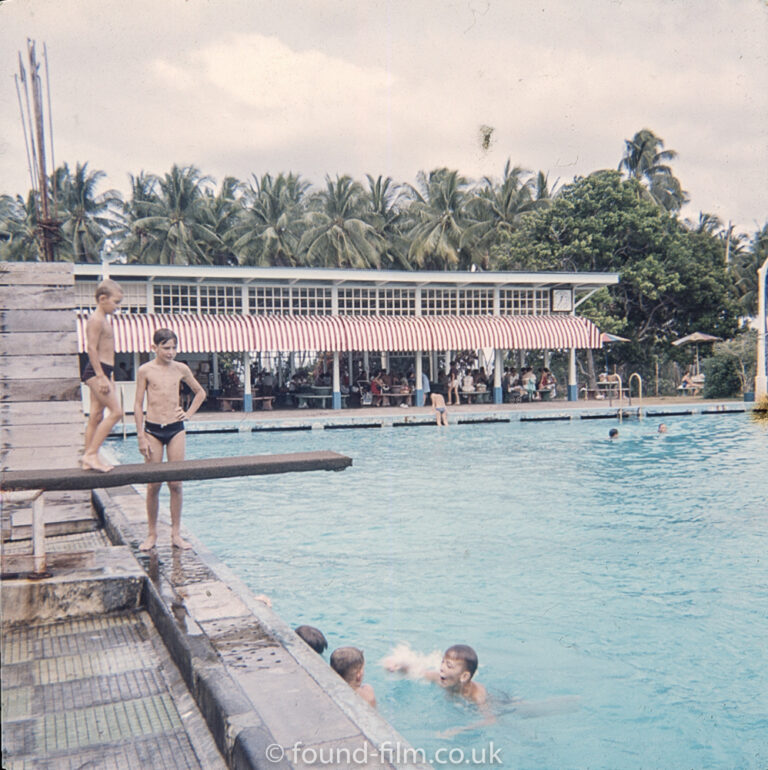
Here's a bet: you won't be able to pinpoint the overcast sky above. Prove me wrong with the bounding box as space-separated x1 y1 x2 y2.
1 0 766 234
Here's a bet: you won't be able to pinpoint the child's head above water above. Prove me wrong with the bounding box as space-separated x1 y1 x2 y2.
330 646 365 685
295 625 328 654
439 644 478 688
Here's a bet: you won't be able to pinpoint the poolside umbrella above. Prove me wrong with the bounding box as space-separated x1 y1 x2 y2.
672 332 721 375
600 332 631 344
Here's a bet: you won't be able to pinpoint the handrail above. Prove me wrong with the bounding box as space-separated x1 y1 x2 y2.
629 373 643 402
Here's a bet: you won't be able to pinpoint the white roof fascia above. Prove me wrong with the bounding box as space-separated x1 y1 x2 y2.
72 264 619 289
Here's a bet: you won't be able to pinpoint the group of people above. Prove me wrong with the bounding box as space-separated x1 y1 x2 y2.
294 625 486 712
501 366 557 401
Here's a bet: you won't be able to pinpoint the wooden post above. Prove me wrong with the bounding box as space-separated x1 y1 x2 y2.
32 491 47 576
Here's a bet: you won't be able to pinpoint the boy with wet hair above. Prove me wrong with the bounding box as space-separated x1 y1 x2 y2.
330 647 376 708
81 279 124 472
134 328 206 550
384 643 487 704
295 625 328 654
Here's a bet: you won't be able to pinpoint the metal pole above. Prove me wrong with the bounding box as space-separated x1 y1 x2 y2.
756 258 768 399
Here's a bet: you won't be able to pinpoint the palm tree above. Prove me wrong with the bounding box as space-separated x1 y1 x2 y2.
54 162 123 263
464 161 540 257
116 172 159 262
130 165 218 265
362 174 410 269
297 175 384 268
0 193 41 261
199 176 242 266
734 223 768 316
233 172 309 266
405 168 476 270
619 128 688 212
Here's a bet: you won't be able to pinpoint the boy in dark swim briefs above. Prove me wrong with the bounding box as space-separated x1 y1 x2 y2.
134 328 206 550
82 279 124 472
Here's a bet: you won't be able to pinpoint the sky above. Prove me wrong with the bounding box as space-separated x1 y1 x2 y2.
1 0 766 234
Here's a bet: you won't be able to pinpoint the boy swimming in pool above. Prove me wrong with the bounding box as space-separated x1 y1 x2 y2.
384 643 486 704
134 328 206 550
330 646 377 708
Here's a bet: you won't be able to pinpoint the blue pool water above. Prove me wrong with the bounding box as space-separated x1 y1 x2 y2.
114 415 768 768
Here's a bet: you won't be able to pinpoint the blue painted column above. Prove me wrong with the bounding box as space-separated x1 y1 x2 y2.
415 352 424 407
568 347 578 401
243 351 253 411
332 351 341 409
493 349 503 404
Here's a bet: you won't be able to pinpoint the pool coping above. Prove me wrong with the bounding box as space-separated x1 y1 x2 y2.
111 399 754 438
94 484 431 770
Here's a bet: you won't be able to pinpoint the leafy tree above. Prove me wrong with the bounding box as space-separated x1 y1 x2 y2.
128 164 218 265
233 172 309 266
297 175 384 269
619 128 688 212
500 170 740 373
733 223 768 316
0 193 41 261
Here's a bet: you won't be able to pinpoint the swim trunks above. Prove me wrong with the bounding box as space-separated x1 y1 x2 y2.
82 361 114 383
144 420 185 445
436 406 446 414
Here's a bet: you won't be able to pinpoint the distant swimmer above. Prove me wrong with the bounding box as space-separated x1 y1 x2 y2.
430 392 449 426
658 423 668 434
81 279 124 472
609 428 619 439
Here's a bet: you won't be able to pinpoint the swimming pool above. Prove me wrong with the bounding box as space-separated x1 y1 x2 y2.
114 414 768 768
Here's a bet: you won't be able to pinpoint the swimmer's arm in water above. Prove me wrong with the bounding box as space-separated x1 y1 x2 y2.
439 701 496 738
381 643 442 680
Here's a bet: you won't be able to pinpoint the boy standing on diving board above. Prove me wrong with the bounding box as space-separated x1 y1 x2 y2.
134 328 206 550
82 279 124 472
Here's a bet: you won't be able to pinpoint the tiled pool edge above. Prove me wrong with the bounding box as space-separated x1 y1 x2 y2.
93 486 430 770
110 400 755 438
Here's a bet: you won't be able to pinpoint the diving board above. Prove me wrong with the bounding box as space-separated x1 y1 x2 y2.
0 451 352 492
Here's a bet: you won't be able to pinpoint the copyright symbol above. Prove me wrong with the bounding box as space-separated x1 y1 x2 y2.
266 743 284 763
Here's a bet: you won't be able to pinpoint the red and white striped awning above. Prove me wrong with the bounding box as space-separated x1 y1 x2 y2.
77 312 603 353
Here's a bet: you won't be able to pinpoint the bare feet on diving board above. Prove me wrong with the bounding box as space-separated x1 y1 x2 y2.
81 453 114 472
139 534 157 551
172 534 193 550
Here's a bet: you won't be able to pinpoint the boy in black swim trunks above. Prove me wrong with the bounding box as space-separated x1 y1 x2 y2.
82 279 124 472
134 328 206 550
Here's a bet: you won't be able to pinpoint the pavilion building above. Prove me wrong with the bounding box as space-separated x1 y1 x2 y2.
73 264 619 410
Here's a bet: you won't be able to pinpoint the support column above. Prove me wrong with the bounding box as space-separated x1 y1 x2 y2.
493 349 503 404
756 258 768 398
415 352 424 407
568 347 578 401
243 351 253 411
212 352 221 392
332 351 341 409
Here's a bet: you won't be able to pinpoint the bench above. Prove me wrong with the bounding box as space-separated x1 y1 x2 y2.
251 395 275 410
294 393 348 409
